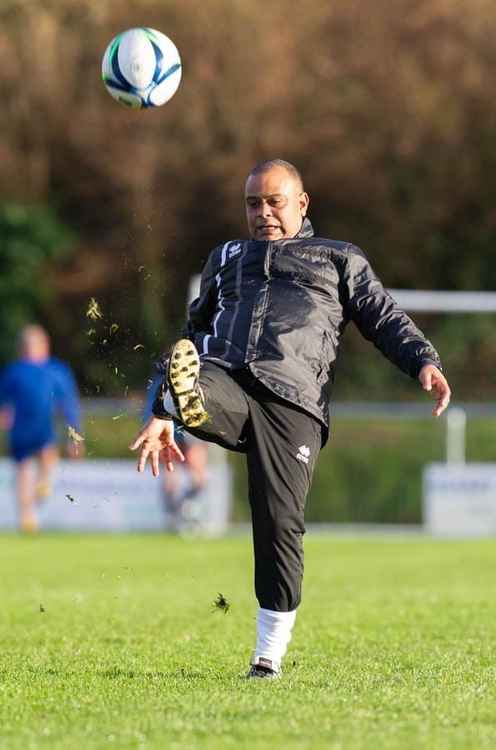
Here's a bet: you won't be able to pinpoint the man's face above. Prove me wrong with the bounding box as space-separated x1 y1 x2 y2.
245 167 309 241
19 327 50 362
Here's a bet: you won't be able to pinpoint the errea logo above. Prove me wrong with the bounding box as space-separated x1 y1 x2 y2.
296 445 311 464
228 242 242 259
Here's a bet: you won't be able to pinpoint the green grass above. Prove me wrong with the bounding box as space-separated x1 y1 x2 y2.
1 534 495 749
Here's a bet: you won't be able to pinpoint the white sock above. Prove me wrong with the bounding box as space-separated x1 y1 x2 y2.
162 388 178 418
253 607 297 670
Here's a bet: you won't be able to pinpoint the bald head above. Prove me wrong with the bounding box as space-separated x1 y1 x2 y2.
247 159 304 192
245 159 309 240
19 325 50 362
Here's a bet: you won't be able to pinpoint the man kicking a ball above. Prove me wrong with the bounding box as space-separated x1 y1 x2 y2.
130 159 451 678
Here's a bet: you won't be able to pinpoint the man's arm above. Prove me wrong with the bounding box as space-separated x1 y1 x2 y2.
53 363 81 429
342 245 451 415
52 361 84 455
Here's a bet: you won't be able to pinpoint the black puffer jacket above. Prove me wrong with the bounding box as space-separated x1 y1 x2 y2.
185 218 441 434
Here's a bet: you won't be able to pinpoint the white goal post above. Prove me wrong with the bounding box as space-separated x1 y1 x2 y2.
388 289 496 313
389 289 496 465
391 288 496 536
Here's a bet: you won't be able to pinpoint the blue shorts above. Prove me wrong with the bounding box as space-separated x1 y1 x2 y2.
10 437 55 463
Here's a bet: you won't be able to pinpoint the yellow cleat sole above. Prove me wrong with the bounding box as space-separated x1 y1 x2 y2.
167 340 208 429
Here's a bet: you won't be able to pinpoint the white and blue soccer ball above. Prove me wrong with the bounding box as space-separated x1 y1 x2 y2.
102 27 182 109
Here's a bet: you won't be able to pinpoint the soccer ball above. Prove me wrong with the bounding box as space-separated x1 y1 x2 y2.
102 27 182 109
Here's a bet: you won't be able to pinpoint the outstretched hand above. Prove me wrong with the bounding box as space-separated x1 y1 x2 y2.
129 417 185 476
418 365 451 417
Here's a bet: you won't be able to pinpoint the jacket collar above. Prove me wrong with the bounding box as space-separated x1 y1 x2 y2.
249 217 314 243
296 217 314 239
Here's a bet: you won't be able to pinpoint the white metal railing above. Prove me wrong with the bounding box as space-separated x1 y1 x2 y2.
388 289 496 313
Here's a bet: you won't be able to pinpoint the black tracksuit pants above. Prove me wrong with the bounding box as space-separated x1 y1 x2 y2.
183 361 322 612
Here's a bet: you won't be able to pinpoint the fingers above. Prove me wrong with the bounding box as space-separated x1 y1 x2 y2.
130 413 185 474
171 442 185 463
137 441 152 473
130 423 166 472
129 431 146 451
129 417 170 451
420 368 433 392
163 443 185 473
432 380 451 417
419 365 452 418
136 435 186 475
136 435 161 473
151 449 160 477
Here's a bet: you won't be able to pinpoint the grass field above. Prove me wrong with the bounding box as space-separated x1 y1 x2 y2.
1 534 495 749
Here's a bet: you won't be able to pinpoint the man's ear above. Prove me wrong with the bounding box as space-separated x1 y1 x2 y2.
300 192 310 216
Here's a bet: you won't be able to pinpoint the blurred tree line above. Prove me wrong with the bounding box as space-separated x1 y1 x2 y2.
0 0 495 399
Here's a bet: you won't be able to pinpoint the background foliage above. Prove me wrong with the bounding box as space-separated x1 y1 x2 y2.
0 0 495 398
0 203 74 363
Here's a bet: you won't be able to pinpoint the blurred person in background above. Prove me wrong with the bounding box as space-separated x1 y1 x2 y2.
0 324 82 533
145 375 208 533
131 159 451 679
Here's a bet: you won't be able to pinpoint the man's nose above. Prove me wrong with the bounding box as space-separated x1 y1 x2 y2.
257 200 272 217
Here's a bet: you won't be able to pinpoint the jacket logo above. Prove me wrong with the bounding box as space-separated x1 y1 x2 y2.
296 445 310 464
228 242 242 259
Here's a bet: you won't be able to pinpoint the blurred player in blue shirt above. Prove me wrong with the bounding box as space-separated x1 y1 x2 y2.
0 325 82 532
